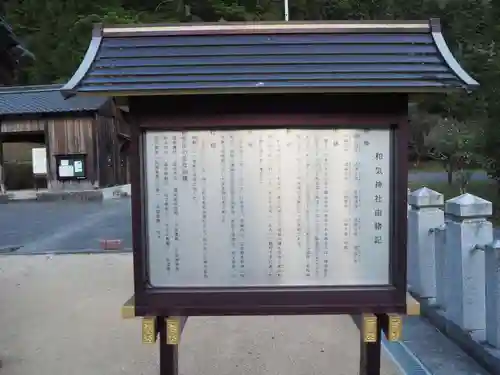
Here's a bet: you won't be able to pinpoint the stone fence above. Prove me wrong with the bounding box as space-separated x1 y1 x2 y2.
407 187 500 373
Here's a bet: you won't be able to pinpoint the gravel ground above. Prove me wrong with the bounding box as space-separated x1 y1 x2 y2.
0 253 400 375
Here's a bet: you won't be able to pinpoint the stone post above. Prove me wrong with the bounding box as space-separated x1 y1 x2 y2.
445 193 492 334
485 240 500 348
433 220 449 310
407 187 444 300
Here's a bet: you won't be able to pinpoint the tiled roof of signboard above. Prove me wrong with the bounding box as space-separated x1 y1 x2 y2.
0 84 107 115
61 18 479 97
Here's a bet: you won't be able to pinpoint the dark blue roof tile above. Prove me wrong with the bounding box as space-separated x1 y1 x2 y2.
0 84 107 115
62 19 479 97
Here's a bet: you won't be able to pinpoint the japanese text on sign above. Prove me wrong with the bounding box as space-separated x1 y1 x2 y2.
145 129 391 287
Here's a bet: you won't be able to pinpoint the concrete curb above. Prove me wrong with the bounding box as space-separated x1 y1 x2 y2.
418 297 500 374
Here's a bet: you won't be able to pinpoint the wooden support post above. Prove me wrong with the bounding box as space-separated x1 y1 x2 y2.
158 317 179 375
359 314 381 375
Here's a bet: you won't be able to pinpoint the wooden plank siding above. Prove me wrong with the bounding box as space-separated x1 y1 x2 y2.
1 118 45 133
46 116 96 190
95 114 129 188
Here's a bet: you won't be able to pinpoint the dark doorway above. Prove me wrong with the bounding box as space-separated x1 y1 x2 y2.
1 132 47 190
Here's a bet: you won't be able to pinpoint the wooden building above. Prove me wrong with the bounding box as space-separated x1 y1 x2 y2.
0 17 34 85
0 84 130 191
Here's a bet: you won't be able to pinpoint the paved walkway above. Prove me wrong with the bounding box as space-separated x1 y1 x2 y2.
0 253 401 375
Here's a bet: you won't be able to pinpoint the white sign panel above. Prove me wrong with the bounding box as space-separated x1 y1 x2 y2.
58 165 74 177
32 147 47 175
145 129 391 288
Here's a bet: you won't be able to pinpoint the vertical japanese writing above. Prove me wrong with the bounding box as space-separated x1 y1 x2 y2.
343 161 351 181
171 136 178 182
314 137 320 277
353 217 361 263
296 134 302 254
163 136 169 187
154 136 161 253
173 185 180 272
259 135 264 184
238 137 246 278
229 136 236 274
343 132 350 152
343 133 351 256
163 136 171 274
267 134 274 276
353 131 361 152
374 151 385 247
305 135 312 277
175 134 183 271
323 138 329 278
181 133 188 182
354 161 361 181
201 139 208 279
154 136 160 194
353 160 361 263
276 138 283 277
191 135 198 201
220 135 227 222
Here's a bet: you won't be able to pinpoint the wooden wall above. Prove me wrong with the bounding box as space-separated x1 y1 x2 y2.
1 118 44 133
95 114 129 188
46 116 96 190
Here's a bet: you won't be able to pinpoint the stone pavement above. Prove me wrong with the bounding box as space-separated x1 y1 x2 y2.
0 253 400 375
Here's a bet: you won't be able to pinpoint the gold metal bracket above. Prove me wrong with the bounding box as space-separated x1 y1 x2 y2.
121 295 135 319
142 317 158 344
362 293 420 343
362 313 378 343
166 317 181 345
385 314 402 342
406 293 420 316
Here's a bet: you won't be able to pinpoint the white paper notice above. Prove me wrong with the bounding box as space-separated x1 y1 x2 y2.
31 147 47 175
58 165 74 177
74 161 83 173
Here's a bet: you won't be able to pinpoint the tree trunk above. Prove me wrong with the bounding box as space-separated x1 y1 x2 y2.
444 160 453 185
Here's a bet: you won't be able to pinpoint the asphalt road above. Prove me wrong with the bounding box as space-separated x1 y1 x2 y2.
0 169 498 255
0 199 133 254
408 170 490 184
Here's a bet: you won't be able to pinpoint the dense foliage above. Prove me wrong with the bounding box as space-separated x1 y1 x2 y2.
3 0 500 188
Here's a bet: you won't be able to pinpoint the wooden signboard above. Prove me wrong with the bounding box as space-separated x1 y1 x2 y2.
62 18 479 375
130 110 407 317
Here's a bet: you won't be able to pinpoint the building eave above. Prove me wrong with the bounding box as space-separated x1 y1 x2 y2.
61 23 104 98
430 18 479 90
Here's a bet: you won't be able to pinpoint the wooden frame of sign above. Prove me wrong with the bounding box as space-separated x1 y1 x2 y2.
128 93 408 317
